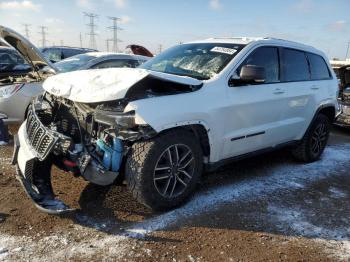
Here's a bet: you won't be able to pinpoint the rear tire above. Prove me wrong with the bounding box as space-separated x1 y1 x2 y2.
125 129 203 211
292 114 330 162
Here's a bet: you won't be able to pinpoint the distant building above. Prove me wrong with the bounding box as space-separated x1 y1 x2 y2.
330 58 350 69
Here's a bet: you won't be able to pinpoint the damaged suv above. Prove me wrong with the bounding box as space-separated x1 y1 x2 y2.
11 33 338 214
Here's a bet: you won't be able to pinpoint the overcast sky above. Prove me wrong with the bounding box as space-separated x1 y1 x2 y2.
0 0 349 59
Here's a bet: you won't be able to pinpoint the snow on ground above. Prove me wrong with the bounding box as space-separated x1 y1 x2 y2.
125 145 350 236
1 144 349 260
122 145 350 260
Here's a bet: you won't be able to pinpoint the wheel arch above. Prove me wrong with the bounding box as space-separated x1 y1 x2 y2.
317 105 336 123
156 122 212 160
303 103 336 139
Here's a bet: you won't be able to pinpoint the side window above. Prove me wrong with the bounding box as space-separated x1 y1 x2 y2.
238 47 279 83
281 48 310 81
308 53 331 80
91 59 137 69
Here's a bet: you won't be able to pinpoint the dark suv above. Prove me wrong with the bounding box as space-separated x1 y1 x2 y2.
40 46 97 63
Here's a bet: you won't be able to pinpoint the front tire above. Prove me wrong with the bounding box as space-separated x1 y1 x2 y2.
125 129 203 211
292 114 330 162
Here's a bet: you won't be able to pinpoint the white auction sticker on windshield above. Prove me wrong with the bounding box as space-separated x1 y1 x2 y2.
210 46 237 55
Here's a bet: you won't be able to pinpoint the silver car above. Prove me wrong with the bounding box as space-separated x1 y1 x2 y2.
0 25 149 124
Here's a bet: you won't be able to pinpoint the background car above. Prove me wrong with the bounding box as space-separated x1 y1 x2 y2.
40 46 97 63
53 52 149 73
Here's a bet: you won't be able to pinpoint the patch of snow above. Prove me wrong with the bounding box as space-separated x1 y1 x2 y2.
267 205 349 240
316 239 350 261
0 225 131 261
328 187 347 198
0 247 8 261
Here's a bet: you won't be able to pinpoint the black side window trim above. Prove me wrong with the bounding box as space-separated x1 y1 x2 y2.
228 46 333 87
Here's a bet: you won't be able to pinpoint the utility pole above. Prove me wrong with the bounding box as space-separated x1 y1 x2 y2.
38 26 48 48
158 44 162 54
107 16 123 53
84 12 98 50
79 32 83 48
23 24 30 39
106 39 109 52
346 41 350 60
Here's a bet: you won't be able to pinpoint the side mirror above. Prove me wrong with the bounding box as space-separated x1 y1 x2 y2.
229 65 266 86
240 65 266 83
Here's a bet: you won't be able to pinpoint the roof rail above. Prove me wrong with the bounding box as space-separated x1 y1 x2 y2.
208 36 264 42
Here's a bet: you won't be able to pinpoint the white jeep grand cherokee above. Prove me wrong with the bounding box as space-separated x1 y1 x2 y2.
12 36 339 214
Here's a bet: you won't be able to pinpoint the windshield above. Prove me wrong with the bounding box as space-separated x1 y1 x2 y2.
140 43 245 80
54 54 97 73
0 48 30 73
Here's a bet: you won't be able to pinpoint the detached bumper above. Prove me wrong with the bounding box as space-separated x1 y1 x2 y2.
12 123 74 214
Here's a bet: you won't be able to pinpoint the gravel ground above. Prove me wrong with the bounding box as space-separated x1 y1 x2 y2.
0 126 349 261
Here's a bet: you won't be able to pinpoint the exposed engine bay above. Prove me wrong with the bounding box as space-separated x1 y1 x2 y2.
0 62 55 87
30 92 157 186
0 70 42 86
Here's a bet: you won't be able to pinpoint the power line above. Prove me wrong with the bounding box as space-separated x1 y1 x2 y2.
107 16 123 53
23 24 30 39
38 26 48 47
84 12 98 50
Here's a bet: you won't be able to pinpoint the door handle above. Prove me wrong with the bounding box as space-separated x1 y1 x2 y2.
273 88 285 94
311 85 319 90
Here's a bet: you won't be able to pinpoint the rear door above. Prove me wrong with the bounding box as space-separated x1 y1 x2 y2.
280 48 331 141
223 46 290 158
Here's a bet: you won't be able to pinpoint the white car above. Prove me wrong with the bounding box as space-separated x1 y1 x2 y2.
12 35 339 214
0 26 149 124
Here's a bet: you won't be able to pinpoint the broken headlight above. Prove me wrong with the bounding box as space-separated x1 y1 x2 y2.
94 110 136 128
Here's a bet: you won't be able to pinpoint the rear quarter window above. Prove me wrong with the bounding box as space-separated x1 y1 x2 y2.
307 53 331 80
281 48 310 82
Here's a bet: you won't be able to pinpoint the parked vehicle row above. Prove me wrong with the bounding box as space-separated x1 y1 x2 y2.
0 27 150 124
0 26 340 214
40 46 97 63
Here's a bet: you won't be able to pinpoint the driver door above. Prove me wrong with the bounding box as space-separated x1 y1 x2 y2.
222 46 290 158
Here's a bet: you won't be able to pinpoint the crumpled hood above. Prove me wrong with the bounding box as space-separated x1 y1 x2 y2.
43 67 202 103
